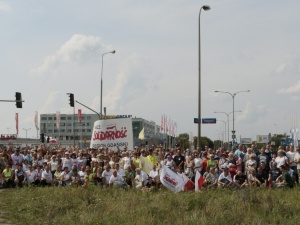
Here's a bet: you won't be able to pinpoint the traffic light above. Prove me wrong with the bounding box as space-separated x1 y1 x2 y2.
47 136 50 143
15 92 22 108
68 93 74 107
40 133 45 143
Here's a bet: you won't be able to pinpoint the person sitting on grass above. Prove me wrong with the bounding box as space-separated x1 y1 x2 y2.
256 166 268 187
247 168 262 187
218 167 233 188
268 162 281 188
203 167 219 188
134 168 148 189
276 165 294 189
124 165 135 188
61 167 72 186
53 165 63 187
142 176 156 192
14 164 26 188
41 165 53 187
2 164 15 188
109 170 128 189
233 169 248 188
0 168 4 189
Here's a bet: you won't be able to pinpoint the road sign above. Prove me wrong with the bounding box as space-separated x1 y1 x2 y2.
202 118 216 124
194 118 217 124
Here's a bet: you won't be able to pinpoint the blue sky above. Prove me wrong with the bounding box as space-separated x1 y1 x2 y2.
1 0 300 142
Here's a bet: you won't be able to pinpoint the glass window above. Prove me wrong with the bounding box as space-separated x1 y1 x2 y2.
60 129 65 133
67 117 72 120
67 129 72 133
41 117 47 121
48 117 53 120
87 129 92 132
87 116 91 120
61 117 66 120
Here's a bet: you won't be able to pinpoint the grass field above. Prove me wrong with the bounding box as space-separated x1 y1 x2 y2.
0 187 300 225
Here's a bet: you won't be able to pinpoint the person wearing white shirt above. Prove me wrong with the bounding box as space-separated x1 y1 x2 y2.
218 167 233 188
11 149 24 170
134 168 148 189
102 166 113 187
26 165 37 185
109 170 127 188
115 163 125 177
41 165 53 187
62 152 73 171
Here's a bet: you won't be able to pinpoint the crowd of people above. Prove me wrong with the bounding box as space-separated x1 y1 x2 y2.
0 143 298 191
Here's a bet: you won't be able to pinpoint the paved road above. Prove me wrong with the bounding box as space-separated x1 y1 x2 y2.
0 189 15 225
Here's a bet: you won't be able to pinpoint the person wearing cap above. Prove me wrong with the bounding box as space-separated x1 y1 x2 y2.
218 167 233 188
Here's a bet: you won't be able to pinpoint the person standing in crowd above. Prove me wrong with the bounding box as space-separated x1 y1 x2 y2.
275 150 289 168
294 146 300 184
173 149 185 171
124 165 135 188
11 148 24 170
102 165 113 188
62 152 72 171
50 155 58 178
286 146 298 183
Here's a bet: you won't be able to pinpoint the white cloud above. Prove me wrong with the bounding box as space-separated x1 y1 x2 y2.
274 55 300 77
96 53 161 113
237 102 268 123
0 1 11 12
278 80 300 94
30 34 111 76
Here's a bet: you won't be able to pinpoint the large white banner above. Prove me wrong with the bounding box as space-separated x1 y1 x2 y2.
160 166 184 192
90 118 133 151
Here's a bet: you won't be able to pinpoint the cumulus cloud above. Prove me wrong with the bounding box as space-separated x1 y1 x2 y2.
0 1 11 12
30 34 111 76
99 53 160 112
274 55 300 77
278 80 300 94
236 102 268 123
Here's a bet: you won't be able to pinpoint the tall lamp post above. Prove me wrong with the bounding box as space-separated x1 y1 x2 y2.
198 5 211 149
23 128 31 138
100 50 116 120
214 110 242 143
214 90 250 145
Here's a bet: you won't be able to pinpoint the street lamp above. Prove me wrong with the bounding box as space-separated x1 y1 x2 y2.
214 110 242 143
198 5 211 149
214 90 250 145
100 50 116 120
23 128 31 138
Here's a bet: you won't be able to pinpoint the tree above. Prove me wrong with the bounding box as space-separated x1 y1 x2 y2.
177 133 190 150
193 136 214 150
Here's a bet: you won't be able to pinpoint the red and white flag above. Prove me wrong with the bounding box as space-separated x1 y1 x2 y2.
78 109 82 123
195 170 205 192
15 113 19 134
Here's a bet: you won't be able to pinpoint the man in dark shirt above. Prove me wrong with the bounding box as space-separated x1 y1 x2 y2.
173 149 185 170
269 162 281 187
233 170 247 188
256 167 268 187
